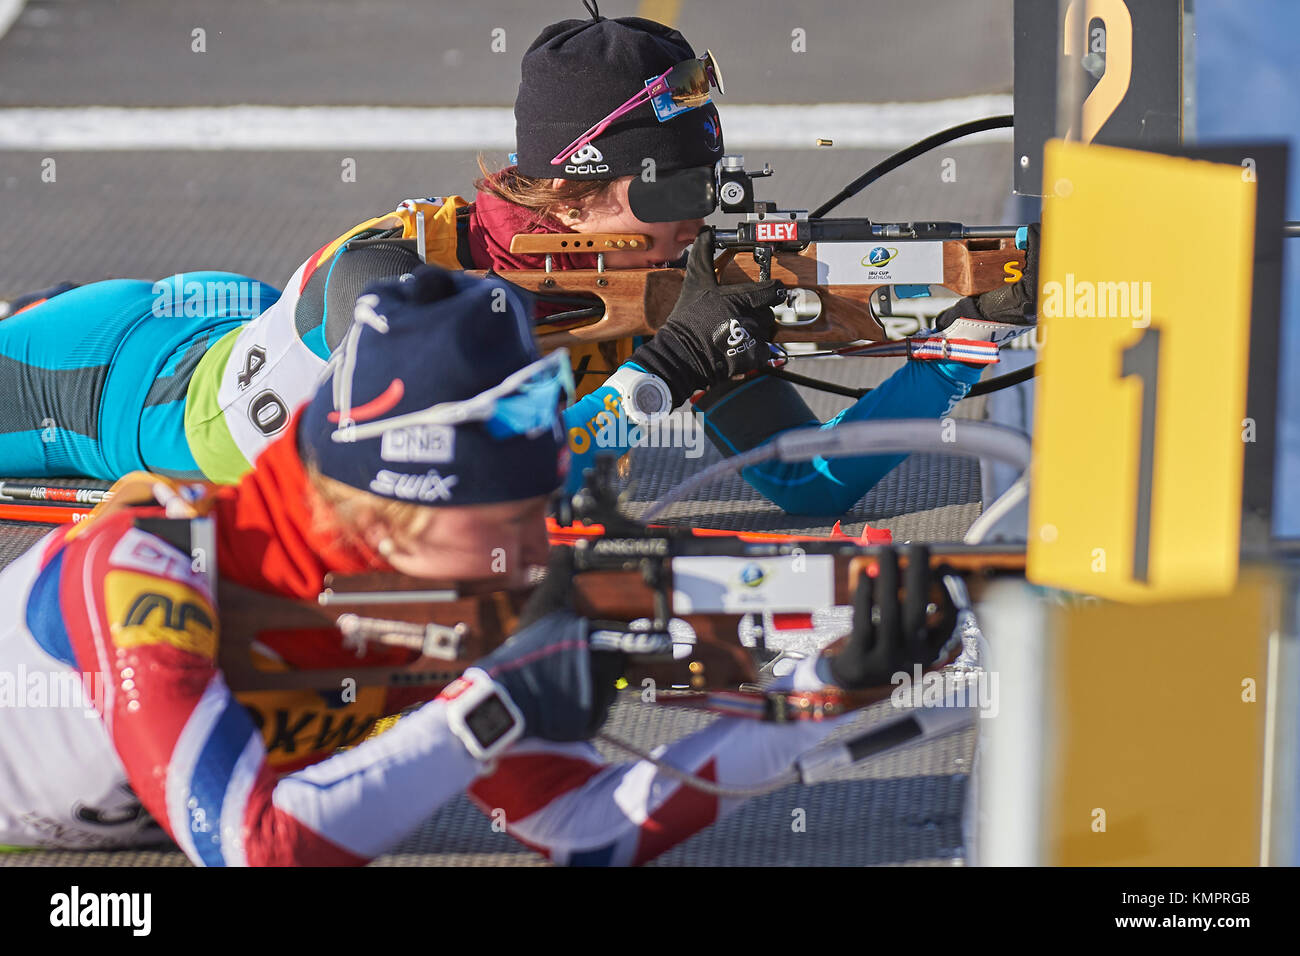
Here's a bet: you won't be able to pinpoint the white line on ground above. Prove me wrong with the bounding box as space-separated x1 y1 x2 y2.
0 0 27 41
0 94 1013 151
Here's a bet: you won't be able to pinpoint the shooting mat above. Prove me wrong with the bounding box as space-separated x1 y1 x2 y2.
0 138 1007 866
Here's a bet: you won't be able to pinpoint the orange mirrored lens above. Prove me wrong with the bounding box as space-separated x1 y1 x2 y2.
665 58 712 109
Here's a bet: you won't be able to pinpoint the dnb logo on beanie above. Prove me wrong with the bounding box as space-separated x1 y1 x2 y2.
298 267 571 507
379 422 455 464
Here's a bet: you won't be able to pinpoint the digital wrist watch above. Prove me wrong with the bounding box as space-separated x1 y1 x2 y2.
440 667 525 763
606 365 674 425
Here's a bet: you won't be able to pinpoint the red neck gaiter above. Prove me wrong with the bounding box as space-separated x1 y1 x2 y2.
212 180 590 600
213 417 388 600
466 177 601 272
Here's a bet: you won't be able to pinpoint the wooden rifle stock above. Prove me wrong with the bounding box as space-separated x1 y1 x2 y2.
472 236 1024 348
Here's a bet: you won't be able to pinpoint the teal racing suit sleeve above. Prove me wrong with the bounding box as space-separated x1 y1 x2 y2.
564 359 983 517
563 378 637 490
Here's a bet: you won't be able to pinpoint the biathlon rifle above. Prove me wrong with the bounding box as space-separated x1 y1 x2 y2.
213 423 1032 724
214 510 1020 722
467 116 1028 350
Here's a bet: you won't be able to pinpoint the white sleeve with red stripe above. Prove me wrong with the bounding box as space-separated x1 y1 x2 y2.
469 700 852 866
162 675 481 866
63 521 483 866
63 519 859 866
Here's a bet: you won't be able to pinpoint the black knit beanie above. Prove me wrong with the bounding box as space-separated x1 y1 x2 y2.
514 2 724 180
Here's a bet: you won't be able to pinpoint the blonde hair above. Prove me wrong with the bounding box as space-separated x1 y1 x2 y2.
474 155 618 226
304 462 438 553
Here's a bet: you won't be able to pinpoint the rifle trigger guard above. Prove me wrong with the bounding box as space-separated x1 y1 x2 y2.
772 288 821 327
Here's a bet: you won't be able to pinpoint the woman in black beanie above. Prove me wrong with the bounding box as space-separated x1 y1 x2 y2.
0 2 1037 522
0 3 774 489
495 4 1039 517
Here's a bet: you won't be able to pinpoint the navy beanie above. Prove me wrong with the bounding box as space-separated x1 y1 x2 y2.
298 267 567 506
514 5 724 180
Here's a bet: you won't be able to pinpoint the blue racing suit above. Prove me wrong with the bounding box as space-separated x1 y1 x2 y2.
0 274 277 479
564 357 983 516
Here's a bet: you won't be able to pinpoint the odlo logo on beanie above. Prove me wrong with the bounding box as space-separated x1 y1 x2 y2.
565 144 610 176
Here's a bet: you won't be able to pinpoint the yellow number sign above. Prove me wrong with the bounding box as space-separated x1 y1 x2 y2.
1027 140 1257 602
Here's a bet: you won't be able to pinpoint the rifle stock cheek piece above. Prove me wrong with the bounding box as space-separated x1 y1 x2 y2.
508 233 654 254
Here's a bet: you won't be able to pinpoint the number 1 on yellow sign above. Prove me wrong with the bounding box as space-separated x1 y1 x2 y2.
1027 140 1257 602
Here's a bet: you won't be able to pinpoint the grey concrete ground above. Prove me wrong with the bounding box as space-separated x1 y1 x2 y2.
0 0 1018 866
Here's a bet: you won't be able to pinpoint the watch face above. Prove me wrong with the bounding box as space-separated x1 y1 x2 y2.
632 379 668 415
465 695 516 748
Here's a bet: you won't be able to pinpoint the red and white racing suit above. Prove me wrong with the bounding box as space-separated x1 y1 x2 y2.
0 419 849 865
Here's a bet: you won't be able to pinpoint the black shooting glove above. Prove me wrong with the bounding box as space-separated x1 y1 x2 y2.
828 546 958 691
630 229 786 406
936 222 1040 331
477 547 667 742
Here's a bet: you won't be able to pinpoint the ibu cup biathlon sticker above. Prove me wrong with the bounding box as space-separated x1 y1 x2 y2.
671 555 834 613
816 241 945 285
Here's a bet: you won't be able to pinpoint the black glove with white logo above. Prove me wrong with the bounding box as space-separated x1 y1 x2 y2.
630 229 785 407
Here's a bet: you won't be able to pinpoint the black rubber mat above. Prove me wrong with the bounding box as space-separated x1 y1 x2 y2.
0 519 56 561
620 356 988 540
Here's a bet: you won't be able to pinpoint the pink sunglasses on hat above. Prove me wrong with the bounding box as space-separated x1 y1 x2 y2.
550 50 725 166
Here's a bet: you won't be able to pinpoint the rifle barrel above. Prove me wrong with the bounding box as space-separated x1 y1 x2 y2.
712 222 1021 249
868 222 1020 240
958 225 1023 239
